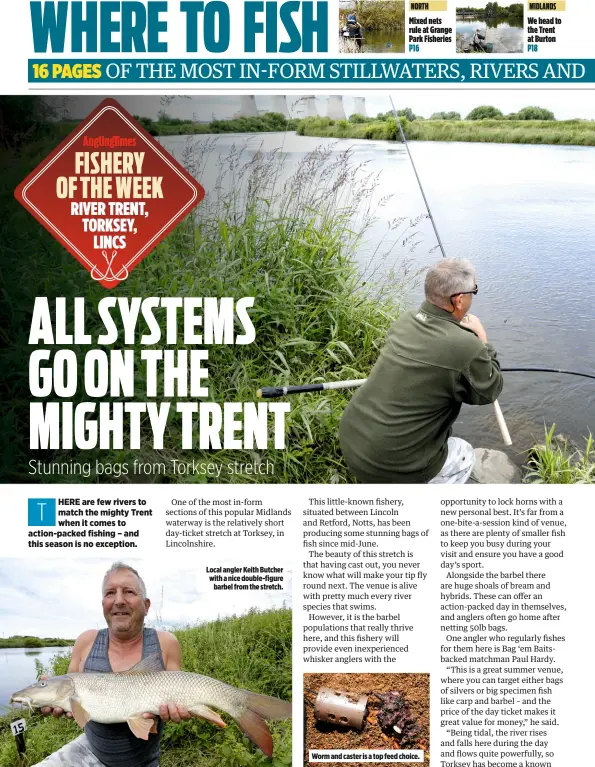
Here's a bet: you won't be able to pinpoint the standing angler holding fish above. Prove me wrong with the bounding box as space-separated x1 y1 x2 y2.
11 563 291 766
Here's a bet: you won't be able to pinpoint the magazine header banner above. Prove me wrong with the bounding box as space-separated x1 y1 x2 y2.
29 0 330 54
0 0 592 89
27 58 592 84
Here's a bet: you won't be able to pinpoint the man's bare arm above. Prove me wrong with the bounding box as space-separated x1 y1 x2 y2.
41 630 97 717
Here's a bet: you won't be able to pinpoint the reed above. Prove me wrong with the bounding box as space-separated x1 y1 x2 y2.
523 425 595 484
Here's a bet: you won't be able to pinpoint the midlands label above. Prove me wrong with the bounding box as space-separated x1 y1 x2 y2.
15 98 205 288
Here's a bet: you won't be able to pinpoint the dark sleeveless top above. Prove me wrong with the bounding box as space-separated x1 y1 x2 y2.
83 628 164 767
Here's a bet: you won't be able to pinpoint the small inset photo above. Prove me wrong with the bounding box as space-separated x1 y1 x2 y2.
456 2 523 53
304 673 429 765
339 1 406 54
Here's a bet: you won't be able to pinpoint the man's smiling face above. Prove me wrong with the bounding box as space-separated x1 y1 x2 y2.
102 568 149 639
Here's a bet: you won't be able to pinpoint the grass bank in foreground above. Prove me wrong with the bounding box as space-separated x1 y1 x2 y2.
523 426 594 484
1 132 414 484
0 608 292 767
297 116 595 146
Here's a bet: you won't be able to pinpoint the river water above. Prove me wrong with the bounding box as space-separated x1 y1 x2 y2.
0 646 70 708
361 29 406 53
456 16 523 53
162 132 595 461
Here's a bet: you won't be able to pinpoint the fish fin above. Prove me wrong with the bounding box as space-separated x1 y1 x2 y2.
235 693 291 757
69 697 91 729
127 715 155 740
122 654 163 674
243 692 292 722
188 705 227 728
237 709 274 759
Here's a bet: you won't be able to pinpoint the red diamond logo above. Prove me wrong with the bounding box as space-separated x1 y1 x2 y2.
15 98 205 289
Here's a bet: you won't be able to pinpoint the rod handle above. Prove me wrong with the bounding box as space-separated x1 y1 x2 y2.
257 384 324 399
257 387 285 399
493 399 512 446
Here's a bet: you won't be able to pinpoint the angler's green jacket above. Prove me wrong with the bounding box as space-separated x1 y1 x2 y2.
339 301 503 483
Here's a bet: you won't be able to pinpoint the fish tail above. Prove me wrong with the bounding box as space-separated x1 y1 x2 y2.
236 693 292 758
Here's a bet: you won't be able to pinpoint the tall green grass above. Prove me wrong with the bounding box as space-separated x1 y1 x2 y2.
0 608 291 767
0 132 423 484
297 117 595 146
523 425 595 484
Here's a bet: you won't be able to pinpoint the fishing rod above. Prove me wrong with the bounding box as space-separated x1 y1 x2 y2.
385 96 512 444
256 367 595 399
389 95 447 260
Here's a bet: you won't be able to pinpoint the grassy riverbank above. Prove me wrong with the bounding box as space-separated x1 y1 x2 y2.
0 637 74 649
296 116 595 146
0 129 412 484
0 608 291 767
136 113 298 136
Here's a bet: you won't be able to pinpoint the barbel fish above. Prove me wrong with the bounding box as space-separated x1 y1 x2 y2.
10 654 291 758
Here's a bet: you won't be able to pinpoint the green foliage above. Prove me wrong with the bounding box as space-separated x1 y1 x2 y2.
374 109 416 122
133 114 166 135
0 96 58 146
430 111 461 121
132 113 291 137
0 609 292 767
0 636 74 649
397 107 417 122
515 106 555 121
349 113 368 124
208 112 289 134
466 105 504 120
523 426 595 484
294 113 595 146
461 2 523 17
339 1 405 30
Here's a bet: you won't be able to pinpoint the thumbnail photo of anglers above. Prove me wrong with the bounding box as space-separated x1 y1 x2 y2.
456 2 524 54
303 673 429 765
1 92 594 486
339 1 406 54
0 559 292 766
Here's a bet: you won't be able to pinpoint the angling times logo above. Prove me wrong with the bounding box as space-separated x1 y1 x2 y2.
15 98 205 289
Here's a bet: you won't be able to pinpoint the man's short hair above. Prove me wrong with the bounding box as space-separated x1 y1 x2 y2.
102 562 147 600
425 259 476 305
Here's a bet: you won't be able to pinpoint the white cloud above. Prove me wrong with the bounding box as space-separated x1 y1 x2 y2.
0 559 291 639
66 92 595 124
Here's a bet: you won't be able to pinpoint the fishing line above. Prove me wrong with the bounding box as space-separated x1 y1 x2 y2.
502 367 595 381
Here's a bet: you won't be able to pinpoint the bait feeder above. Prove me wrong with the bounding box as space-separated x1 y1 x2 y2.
314 687 369 730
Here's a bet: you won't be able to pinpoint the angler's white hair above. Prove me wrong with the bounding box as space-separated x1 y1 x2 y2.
102 562 148 600
425 259 477 306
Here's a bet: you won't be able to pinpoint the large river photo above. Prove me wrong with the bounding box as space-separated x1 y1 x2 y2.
160 129 595 464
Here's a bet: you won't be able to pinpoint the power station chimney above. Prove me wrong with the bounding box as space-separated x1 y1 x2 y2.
327 95 346 120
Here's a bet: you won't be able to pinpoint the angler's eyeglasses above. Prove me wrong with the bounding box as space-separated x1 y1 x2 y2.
450 285 479 300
